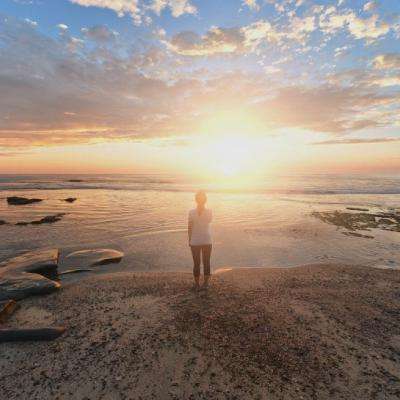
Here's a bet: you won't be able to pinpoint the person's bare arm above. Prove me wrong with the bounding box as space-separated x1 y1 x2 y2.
188 219 193 246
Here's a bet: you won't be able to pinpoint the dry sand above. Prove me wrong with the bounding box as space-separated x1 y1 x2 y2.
1 264 400 399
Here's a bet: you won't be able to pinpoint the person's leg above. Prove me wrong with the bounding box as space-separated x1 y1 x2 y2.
202 245 212 288
190 246 201 288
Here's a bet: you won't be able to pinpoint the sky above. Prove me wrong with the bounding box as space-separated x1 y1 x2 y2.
0 0 399 176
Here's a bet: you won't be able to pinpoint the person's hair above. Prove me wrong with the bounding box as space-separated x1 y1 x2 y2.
195 190 207 204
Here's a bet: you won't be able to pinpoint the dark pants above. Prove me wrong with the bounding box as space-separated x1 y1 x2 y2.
190 245 212 277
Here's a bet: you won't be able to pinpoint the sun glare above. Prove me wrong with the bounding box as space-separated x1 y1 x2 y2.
184 111 272 183
207 135 257 177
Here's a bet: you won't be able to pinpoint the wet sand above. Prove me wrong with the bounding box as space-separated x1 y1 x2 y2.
1 264 400 399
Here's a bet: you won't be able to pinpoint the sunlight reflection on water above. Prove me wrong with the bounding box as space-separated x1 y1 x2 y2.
0 175 399 273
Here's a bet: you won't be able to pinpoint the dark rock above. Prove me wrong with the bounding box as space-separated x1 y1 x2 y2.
31 213 65 225
64 197 77 203
0 248 59 275
0 272 61 301
346 207 369 212
0 220 7 225
67 179 83 182
0 327 66 342
7 196 42 205
15 213 65 226
64 249 124 268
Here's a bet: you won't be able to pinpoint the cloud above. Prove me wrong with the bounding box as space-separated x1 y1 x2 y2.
149 0 197 18
285 15 316 43
363 1 378 12
81 25 117 42
168 28 245 56
242 20 280 50
0 16 176 145
167 21 279 56
70 0 142 24
371 76 400 87
57 23 69 30
0 14 399 149
312 137 400 145
162 67 396 136
70 0 139 17
24 18 37 26
69 0 196 24
373 53 400 70
328 67 400 88
166 12 323 57
242 0 260 11
256 85 395 133
319 8 390 42
348 13 389 40
0 149 30 157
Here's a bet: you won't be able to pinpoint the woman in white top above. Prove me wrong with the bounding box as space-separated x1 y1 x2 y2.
188 190 212 290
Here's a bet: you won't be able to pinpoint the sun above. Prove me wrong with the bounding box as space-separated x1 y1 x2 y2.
207 135 256 177
187 132 267 184
185 110 272 183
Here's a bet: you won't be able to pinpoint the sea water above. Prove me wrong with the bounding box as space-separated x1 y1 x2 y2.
0 174 399 272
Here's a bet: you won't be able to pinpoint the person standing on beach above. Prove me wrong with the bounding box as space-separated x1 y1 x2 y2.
188 190 212 290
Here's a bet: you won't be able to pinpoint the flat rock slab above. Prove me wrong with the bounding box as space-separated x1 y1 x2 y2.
0 273 61 301
7 196 42 205
65 249 123 268
0 249 59 275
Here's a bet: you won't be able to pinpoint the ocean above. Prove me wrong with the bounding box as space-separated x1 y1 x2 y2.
0 174 399 272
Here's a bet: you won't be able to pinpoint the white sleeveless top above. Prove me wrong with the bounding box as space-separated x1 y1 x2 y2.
188 208 212 246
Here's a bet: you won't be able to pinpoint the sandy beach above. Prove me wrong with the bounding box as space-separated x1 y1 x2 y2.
1 264 400 400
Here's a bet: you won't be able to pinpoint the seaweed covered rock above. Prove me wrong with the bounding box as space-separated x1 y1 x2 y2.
312 209 400 236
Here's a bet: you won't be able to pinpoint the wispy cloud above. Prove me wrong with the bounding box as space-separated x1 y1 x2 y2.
319 7 390 42
166 15 319 57
363 1 378 13
242 0 260 12
69 0 196 25
166 21 279 56
312 137 400 145
149 0 197 18
373 53 400 70
24 18 37 26
81 25 117 42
